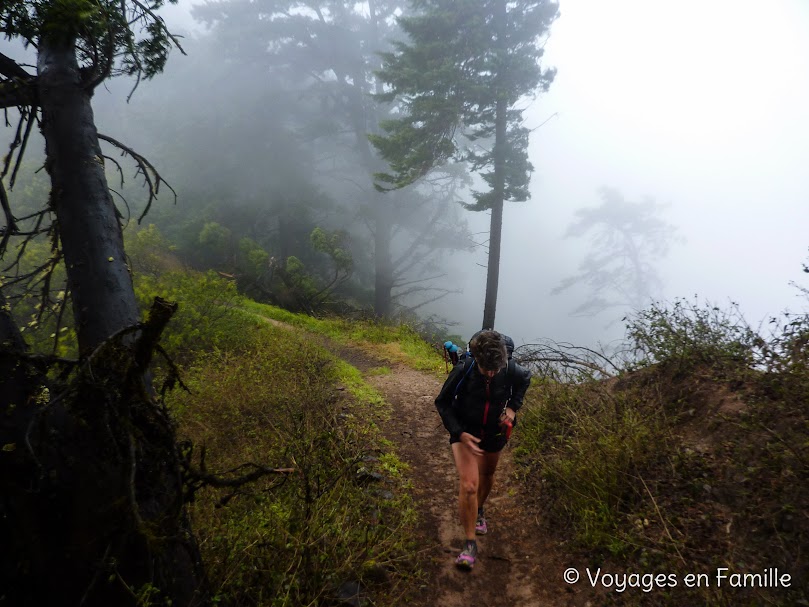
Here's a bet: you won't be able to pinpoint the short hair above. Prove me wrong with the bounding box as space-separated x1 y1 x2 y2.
469 330 507 371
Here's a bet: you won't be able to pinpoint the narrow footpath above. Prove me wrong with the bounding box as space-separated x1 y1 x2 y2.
359 356 599 607
249 309 599 607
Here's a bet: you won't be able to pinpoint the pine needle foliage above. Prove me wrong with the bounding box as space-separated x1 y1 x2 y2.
370 0 558 208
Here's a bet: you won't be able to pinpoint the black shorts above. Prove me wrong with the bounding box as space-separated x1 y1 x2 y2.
449 429 508 453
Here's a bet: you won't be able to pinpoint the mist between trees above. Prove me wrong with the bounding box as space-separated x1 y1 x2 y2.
3 0 739 347
0 1 564 603
1 0 807 605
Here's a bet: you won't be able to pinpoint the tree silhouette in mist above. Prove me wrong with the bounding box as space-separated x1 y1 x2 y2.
552 187 681 320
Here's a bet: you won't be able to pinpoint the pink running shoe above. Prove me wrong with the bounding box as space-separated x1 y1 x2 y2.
475 515 488 535
455 543 477 570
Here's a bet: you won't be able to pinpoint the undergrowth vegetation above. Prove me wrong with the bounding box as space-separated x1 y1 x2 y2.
10 219 805 606
240 298 444 375
516 297 808 607
133 269 423 606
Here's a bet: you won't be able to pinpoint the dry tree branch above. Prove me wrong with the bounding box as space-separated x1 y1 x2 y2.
2 254 54 288
2 107 28 179
97 133 177 221
103 153 126 187
391 273 446 290
0 53 37 109
516 338 620 381
0 178 17 256
5 108 37 189
128 0 187 55
154 343 191 396
402 288 459 313
32 250 61 325
638 475 687 565
0 79 37 109
0 52 31 80
181 443 296 506
109 187 132 226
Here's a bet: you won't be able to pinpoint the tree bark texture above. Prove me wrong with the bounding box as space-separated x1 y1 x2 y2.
481 0 509 331
0 36 208 607
37 36 140 354
1 299 209 607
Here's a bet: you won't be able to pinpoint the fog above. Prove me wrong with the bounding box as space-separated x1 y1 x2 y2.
440 0 809 348
3 0 808 351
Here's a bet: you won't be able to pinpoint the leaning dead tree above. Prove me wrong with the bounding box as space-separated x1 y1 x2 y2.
0 2 218 605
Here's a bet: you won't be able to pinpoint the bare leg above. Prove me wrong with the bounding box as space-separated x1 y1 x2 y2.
476 450 502 512
451 442 480 540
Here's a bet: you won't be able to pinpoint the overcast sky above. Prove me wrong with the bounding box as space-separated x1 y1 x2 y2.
3 0 808 351
451 0 809 348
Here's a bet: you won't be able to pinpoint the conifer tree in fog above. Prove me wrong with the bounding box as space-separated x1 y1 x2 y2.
194 0 469 318
1 2 207 604
552 187 680 319
370 0 558 330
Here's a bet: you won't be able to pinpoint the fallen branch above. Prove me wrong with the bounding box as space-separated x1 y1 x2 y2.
516 339 619 381
180 442 295 506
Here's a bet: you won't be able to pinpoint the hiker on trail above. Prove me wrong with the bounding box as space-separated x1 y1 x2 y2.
434 330 531 570
444 341 461 366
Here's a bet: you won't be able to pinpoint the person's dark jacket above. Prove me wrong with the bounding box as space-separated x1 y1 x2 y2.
435 359 531 440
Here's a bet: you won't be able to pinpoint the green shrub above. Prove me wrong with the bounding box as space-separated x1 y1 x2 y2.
516 381 661 552
515 297 809 606
134 270 246 357
625 297 758 373
125 223 183 276
166 316 418 606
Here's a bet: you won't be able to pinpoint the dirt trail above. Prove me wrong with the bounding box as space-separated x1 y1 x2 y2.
352 353 597 607
248 310 596 606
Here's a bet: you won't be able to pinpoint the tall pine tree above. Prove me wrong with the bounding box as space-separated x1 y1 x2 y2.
371 0 558 329
193 0 470 318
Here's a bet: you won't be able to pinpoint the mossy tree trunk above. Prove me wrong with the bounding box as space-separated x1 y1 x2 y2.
0 31 208 607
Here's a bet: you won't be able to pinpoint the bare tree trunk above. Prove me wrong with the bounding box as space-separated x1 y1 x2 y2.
339 16 398 319
278 198 291 261
374 192 394 317
0 35 208 607
481 94 507 331
481 0 508 331
37 36 140 354
347 76 394 319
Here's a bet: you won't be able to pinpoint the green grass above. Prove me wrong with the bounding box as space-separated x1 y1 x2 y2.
331 359 386 408
240 299 445 375
366 366 392 376
140 271 422 606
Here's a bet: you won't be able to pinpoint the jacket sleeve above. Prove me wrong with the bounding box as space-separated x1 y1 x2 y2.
435 362 467 437
507 362 532 412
